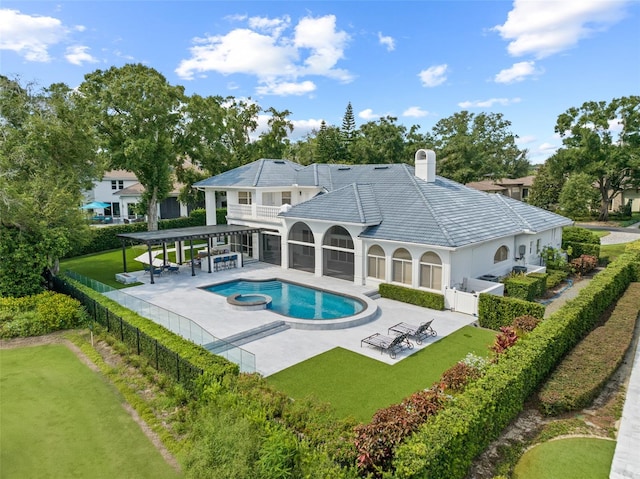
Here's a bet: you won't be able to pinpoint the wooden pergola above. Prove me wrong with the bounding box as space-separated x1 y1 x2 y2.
117 225 261 284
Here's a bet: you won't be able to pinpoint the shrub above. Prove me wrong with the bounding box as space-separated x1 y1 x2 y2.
540 246 569 271
503 273 546 301
478 294 545 331
546 269 568 289
490 326 518 358
379 283 444 310
562 226 601 260
0 291 86 338
439 362 482 393
354 388 447 477
512 314 540 334
538 282 640 415
570 254 598 275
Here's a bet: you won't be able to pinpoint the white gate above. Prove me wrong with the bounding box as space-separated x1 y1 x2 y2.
444 289 479 316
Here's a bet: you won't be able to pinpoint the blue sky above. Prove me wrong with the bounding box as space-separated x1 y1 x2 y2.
1 1 638 164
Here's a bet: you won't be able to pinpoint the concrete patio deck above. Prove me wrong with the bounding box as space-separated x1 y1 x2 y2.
112 262 478 376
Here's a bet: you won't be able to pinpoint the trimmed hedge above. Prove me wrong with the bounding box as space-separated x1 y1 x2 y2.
538 282 640 415
379 283 445 310
67 208 227 257
546 269 568 289
503 273 546 301
52 275 238 382
393 245 640 479
562 226 601 260
478 294 545 331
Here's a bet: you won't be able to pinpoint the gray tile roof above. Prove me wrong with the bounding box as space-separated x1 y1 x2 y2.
198 159 572 248
282 183 382 225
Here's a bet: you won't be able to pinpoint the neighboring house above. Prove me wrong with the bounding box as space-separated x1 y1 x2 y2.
84 170 196 222
194 150 572 310
609 186 640 214
466 176 535 201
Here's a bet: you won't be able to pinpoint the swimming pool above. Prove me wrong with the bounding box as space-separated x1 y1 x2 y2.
204 279 365 320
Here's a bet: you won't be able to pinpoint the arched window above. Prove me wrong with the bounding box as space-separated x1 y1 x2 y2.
420 252 442 290
392 248 412 285
367 245 386 280
288 222 315 273
322 226 354 281
494 245 509 263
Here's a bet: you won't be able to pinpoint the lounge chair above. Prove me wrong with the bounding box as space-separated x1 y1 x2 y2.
388 320 437 345
361 332 413 359
166 265 180 274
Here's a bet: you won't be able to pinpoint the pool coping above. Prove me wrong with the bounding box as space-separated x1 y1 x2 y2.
200 277 379 330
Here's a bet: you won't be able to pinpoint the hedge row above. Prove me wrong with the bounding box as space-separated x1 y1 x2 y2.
546 269 569 289
67 208 227 257
562 226 601 260
393 244 640 479
477 294 545 331
503 273 547 301
538 282 640 415
379 283 445 310
53 275 238 381
0 291 87 338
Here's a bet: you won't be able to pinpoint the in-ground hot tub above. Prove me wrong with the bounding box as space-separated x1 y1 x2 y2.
226 293 272 311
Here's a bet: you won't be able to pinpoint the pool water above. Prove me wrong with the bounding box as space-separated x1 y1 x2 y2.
205 279 365 320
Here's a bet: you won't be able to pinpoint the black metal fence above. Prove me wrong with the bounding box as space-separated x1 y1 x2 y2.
52 276 203 389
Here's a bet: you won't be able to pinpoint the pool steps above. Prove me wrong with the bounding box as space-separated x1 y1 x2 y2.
205 321 290 353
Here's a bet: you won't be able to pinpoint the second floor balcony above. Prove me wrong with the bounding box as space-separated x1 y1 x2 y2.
227 204 283 223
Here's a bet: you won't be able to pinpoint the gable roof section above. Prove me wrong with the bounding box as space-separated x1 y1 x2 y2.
281 183 382 225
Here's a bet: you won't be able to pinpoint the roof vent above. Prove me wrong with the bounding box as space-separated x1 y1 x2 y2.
374 166 389 170
338 167 351 171
273 160 285 164
415 149 436 183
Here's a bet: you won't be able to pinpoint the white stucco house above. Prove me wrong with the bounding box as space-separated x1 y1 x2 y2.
84 169 192 222
194 150 572 313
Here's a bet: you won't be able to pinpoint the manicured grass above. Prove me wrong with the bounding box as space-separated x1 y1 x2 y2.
591 230 610 239
268 326 495 422
513 437 615 479
60 247 148 289
0 345 181 479
600 243 629 264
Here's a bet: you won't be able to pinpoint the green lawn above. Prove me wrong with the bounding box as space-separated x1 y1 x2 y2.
60 247 148 289
0 344 181 478
600 243 630 264
513 437 615 479
268 325 495 422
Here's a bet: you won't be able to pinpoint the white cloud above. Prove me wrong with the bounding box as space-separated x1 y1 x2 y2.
358 108 387 120
291 118 325 139
418 64 448 87
538 142 558 153
65 45 98 65
458 98 521 108
493 0 630 59
403 106 429 118
0 9 69 62
378 32 395 51
494 61 539 83
176 14 352 95
516 135 537 145
256 80 316 96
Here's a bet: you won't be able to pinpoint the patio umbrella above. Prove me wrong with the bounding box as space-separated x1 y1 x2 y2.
81 201 111 209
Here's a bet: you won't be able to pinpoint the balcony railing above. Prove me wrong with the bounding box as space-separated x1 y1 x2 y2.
227 204 282 223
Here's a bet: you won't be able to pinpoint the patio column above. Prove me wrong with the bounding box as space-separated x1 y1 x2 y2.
121 239 128 273
147 244 155 284
189 239 196 277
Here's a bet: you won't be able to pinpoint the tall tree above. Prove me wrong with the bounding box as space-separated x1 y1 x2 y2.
554 96 640 221
257 107 293 159
430 111 529 184
316 121 347 163
558 172 600 219
527 162 564 211
349 116 408 164
80 64 185 231
0 77 101 296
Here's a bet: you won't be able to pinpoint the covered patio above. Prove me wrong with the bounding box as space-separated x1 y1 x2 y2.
117 225 261 284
